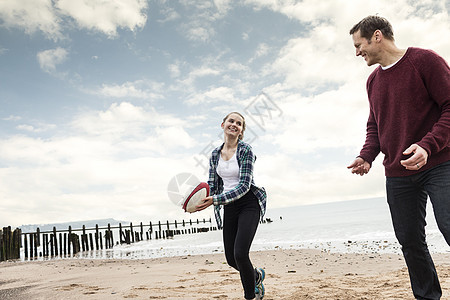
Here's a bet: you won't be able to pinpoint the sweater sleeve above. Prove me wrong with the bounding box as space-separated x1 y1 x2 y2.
414 50 450 156
359 108 381 165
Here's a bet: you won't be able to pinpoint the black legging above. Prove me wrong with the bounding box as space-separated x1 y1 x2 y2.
223 191 260 299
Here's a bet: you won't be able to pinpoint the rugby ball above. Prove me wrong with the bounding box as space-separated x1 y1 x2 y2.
182 182 210 213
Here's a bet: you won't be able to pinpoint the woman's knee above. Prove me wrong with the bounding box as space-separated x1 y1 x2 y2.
234 249 250 266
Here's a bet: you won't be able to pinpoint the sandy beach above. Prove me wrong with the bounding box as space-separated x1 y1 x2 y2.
1 248 449 299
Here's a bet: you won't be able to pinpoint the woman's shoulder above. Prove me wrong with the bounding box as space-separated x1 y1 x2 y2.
238 140 252 151
211 143 224 157
237 141 256 159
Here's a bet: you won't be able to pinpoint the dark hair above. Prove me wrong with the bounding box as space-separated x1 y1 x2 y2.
349 15 394 41
223 112 246 140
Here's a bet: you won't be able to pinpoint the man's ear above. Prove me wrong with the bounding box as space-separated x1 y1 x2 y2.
374 29 382 42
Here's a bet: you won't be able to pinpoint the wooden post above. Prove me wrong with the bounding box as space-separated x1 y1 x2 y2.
44 234 49 257
71 233 79 254
64 233 67 256
12 229 21 260
82 225 87 251
95 224 100 250
95 232 99 250
53 227 58 256
130 223 134 243
29 233 34 258
119 223 123 244
149 222 152 240
50 234 54 257
0 228 3 262
125 230 130 244
135 232 139 242
105 230 110 249
89 233 94 251
36 228 41 247
68 226 72 256
33 233 38 258
108 223 114 246
24 233 28 259
59 233 63 256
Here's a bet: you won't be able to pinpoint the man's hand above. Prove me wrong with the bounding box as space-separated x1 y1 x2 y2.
347 157 371 176
400 144 428 171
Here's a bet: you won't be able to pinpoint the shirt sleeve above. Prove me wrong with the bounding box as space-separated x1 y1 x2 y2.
207 149 219 196
212 145 254 206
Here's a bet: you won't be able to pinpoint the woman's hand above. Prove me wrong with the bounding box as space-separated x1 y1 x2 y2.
196 196 213 211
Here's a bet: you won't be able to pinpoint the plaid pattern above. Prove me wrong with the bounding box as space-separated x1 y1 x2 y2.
208 140 267 229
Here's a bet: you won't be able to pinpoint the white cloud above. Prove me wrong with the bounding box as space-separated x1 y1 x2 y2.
56 0 148 38
177 0 234 42
0 103 200 226
98 80 164 100
183 21 216 42
36 47 68 73
16 123 57 133
3 115 22 121
0 0 148 39
185 86 237 105
158 6 180 23
0 0 62 40
168 63 181 78
213 0 233 14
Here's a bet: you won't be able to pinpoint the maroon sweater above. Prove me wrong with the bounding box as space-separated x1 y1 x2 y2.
359 47 450 177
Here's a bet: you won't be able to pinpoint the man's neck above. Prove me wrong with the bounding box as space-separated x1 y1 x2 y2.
379 43 406 67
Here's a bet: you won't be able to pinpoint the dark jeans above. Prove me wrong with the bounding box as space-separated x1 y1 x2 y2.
386 161 450 300
223 191 260 300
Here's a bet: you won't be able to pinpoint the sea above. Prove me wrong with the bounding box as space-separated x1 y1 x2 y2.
74 197 449 260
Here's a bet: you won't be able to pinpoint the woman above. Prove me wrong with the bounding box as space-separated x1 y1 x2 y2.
196 112 267 300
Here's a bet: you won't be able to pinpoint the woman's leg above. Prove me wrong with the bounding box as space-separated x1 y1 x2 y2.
223 203 239 270
233 193 261 299
222 192 261 299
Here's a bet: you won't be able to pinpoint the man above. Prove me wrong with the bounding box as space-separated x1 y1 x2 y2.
347 15 450 300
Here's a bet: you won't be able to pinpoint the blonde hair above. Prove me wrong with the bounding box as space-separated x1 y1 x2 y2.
223 112 246 140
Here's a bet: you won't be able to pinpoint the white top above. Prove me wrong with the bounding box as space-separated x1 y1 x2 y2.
381 57 402 70
216 153 240 193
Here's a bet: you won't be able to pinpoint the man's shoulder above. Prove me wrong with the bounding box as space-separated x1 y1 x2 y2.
367 66 382 86
405 47 444 63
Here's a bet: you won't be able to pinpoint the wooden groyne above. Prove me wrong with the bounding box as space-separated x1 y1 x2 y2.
0 227 22 261
0 218 216 262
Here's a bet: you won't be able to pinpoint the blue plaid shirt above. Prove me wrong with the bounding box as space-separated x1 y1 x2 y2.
208 140 267 229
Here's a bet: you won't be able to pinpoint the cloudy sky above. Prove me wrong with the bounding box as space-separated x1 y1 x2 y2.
0 0 449 227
